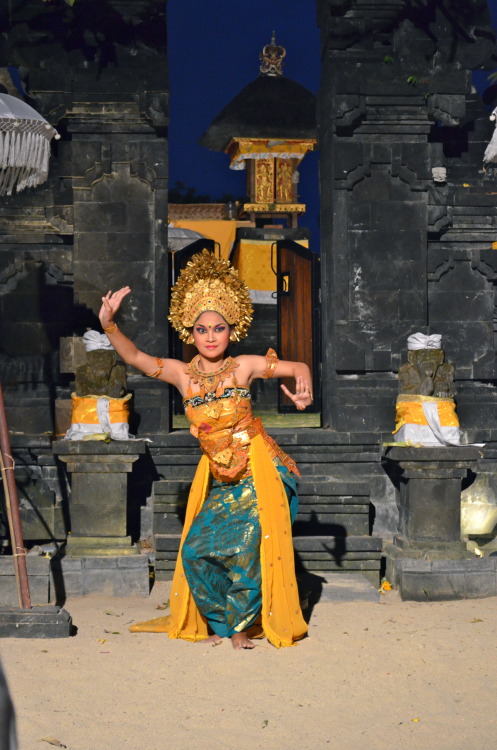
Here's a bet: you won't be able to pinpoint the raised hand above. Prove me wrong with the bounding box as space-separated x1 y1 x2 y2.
280 376 313 411
99 287 131 328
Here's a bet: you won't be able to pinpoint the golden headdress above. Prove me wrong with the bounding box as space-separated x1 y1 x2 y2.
168 250 253 343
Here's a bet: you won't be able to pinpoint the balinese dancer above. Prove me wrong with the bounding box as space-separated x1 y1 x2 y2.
98 250 312 649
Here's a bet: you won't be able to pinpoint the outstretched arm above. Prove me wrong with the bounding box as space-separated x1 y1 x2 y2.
236 354 313 411
98 288 185 388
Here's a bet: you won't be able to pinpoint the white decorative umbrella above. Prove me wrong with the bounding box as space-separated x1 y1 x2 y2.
0 93 60 196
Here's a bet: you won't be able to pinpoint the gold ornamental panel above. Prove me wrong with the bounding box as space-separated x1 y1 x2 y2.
254 158 274 203
244 203 306 213
275 158 293 203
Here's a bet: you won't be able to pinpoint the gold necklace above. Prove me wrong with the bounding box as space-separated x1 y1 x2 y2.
186 355 238 400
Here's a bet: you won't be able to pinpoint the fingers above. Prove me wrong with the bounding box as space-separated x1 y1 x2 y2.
280 384 305 410
101 287 131 307
111 287 131 302
294 377 312 398
103 286 131 298
280 379 313 412
100 287 131 328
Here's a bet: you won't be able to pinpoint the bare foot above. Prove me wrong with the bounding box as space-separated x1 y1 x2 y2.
231 632 256 650
200 634 223 647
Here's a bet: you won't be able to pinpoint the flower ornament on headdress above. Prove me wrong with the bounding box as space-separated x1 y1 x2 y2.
168 250 253 343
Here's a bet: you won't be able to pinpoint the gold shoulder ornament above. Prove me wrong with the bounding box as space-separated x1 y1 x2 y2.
168 250 254 343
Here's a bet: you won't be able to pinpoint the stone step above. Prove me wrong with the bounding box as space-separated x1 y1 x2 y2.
154 533 382 551
153 500 372 536
153 512 371 537
296 480 370 496
153 465 198 480
294 452 380 463
151 462 376 478
154 558 382 581
154 534 180 553
153 531 383 582
151 454 200 466
0 555 51 606
152 477 370 495
151 450 380 465
153 494 370 508
296 514 371 535
152 479 192 496
154 533 381 554
295 550 382 561
296 494 370 504
153 511 184 535
298 560 380 572
294 464 372 476
146 430 383 450
294 535 382 552
300 572 380 603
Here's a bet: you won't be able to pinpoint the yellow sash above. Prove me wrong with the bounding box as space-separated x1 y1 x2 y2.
156 436 307 647
70 393 131 425
393 394 459 434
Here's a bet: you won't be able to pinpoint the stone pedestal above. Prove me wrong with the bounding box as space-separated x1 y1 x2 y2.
384 446 481 557
381 446 497 600
53 440 147 556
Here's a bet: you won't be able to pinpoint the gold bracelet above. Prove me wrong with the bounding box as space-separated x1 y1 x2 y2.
102 322 118 334
262 348 279 379
147 357 164 378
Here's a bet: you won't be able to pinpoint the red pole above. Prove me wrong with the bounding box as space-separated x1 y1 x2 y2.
0 382 31 609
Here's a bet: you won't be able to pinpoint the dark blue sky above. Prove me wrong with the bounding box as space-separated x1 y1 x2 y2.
167 0 321 247
168 1 497 253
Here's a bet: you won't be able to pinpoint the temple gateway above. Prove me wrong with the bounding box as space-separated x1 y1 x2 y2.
2 0 497 602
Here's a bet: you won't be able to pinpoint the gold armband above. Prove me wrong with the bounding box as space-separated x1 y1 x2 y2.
147 357 164 378
103 322 118 334
262 348 278 379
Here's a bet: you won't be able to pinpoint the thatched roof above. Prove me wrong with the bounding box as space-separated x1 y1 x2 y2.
199 75 316 152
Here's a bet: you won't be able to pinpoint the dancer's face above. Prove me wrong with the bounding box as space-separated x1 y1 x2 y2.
192 311 230 359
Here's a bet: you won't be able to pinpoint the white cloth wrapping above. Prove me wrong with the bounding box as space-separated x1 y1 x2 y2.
407 332 442 350
420 401 461 446
432 166 447 182
394 423 461 446
82 330 114 352
393 401 461 446
484 106 497 166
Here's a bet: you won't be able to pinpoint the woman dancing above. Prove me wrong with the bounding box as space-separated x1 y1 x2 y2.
99 251 312 649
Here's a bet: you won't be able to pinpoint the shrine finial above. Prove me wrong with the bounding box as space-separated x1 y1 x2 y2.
259 32 286 77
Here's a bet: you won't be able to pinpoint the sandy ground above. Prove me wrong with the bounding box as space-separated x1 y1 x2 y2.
2 581 497 750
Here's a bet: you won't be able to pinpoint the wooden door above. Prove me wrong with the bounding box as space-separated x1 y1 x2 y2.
275 240 320 412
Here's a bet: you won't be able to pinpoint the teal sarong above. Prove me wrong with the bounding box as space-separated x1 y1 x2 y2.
181 461 298 638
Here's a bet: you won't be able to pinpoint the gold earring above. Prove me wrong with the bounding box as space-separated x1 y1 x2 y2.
186 333 194 345
229 331 237 342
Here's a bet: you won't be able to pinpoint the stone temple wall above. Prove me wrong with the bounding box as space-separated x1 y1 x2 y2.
0 0 168 544
317 0 497 442
4 1 497 549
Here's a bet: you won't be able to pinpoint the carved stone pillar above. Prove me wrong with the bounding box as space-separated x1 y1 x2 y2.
53 440 147 556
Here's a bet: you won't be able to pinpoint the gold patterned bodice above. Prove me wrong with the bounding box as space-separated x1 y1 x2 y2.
184 387 299 482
